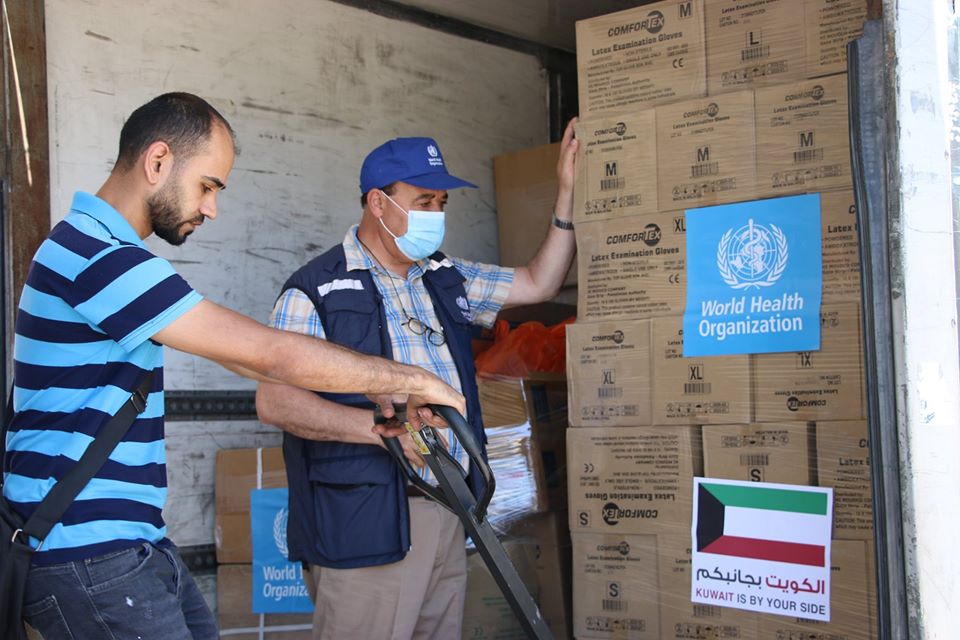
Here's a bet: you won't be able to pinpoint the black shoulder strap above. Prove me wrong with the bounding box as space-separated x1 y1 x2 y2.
1 392 13 476
14 372 155 544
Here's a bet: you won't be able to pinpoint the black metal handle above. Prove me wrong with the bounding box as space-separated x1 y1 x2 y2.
380 435 447 504
380 405 550 639
376 403 494 522
429 404 495 522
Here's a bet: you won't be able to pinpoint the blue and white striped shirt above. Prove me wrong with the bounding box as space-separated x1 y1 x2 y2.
3 192 203 564
270 225 514 484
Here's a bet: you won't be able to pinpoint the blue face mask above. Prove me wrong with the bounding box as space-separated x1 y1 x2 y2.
379 193 446 261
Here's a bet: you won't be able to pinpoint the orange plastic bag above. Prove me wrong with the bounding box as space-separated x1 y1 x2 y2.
474 317 574 377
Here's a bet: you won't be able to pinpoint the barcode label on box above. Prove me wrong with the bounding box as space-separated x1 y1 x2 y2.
740 454 770 466
598 387 623 399
673 621 741 639
691 162 719 178
587 617 645 633
602 599 626 612
600 177 626 191
778 632 821 640
580 404 640 418
793 148 825 164
772 164 843 188
722 61 789 85
684 382 712 395
721 433 791 448
741 45 770 61
693 604 722 618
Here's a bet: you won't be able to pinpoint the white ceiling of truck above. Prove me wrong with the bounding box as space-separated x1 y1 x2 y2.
390 0 651 51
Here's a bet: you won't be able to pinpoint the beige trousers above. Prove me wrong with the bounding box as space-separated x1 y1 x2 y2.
304 497 467 640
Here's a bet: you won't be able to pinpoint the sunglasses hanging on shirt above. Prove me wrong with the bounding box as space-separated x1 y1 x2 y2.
358 237 447 347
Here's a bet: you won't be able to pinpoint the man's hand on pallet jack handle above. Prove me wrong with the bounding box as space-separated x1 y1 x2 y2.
391 428 450 470
367 368 463 434
370 396 451 469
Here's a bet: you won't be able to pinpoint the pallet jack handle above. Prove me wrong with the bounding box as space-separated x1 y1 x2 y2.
379 405 496 521
377 404 554 640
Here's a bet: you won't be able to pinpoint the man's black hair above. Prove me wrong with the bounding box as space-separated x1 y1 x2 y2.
115 92 237 171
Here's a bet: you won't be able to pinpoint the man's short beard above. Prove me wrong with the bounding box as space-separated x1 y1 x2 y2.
148 178 195 246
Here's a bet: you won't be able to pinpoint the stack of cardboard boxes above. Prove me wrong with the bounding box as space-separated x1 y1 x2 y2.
214 447 313 639
479 374 570 530
471 374 575 639
563 1 874 638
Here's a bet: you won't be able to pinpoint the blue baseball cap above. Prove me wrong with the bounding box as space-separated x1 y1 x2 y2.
359 137 477 194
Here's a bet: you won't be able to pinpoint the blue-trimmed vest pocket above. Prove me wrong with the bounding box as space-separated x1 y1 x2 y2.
321 291 381 356
307 455 404 563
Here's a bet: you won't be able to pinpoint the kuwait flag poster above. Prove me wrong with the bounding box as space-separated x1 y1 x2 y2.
691 477 834 621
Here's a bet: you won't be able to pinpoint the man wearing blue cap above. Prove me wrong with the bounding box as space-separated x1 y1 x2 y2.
256 120 578 640
4 93 463 640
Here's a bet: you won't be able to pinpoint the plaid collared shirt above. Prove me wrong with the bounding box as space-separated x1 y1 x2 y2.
269 225 514 483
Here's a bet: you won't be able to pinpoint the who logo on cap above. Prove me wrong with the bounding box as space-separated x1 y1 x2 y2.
359 137 477 194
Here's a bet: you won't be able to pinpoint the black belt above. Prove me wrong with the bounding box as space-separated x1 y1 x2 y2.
406 484 427 498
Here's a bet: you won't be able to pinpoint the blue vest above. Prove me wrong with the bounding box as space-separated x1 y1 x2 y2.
279 244 487 568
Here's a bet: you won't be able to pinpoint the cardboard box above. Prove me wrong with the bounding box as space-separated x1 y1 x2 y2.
576 0 707 118
496 301 576 328
805 0 868 78
705 0 807 95
216 564 312 639
702 423 815 485
820 189 862 304
567 426 701 535
757 539 874 639
478 373 568 430
572 533 661 639
462 541 539 640
656 90 758 208
753 303 864 422
566 319 653 427
575 212 687 322
755 74 851 196
652 315 752 425
484 419 568 530
215 447 287 564
658 535 760 640
507 512 574 640
480 375 569 527
816 420 873 540
496 302 576 329
573 111 659 224
493 143 576 287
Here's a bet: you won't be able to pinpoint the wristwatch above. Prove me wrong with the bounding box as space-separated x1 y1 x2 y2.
551 213 574 231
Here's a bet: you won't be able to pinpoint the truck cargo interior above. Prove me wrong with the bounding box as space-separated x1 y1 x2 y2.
2 1 958 639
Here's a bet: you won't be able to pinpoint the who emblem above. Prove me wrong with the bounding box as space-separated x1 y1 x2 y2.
273 507 289 557
716 219 788 289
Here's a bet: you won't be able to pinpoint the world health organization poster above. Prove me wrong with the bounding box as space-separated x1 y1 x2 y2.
250 488 314 614
683 194 823 356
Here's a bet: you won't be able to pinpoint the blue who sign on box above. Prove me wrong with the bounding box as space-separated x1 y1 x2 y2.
250 488 313 614
683 194 823 356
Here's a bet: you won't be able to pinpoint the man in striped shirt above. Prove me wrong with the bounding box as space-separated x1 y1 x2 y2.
3 93 463 640
257 122 579 639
